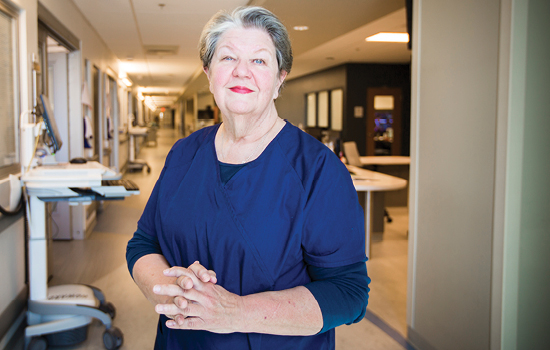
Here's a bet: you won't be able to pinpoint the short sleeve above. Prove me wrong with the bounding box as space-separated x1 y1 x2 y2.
302 152 366 267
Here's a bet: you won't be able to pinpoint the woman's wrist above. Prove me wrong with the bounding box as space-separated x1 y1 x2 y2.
239 286 322 335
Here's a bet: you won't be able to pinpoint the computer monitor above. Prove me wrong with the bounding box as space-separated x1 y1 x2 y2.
37 94 63 153
197 108 214 120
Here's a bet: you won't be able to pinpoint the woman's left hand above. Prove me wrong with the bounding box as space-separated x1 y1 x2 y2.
153 265 244 334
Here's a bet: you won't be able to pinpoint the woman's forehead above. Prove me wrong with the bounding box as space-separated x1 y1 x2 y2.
216 27 275 53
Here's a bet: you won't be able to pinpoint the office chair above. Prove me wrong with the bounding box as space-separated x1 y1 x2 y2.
343 141 363 167
343 141 393 223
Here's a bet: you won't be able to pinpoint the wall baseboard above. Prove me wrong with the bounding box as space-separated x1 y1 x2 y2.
408 326 438 350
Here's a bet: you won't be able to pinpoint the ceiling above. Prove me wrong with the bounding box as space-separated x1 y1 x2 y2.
71 0 410 109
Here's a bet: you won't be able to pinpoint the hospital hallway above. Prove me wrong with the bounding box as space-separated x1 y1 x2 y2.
38 126 412 350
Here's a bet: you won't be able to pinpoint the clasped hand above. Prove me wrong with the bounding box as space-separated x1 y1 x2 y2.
153 261 243 333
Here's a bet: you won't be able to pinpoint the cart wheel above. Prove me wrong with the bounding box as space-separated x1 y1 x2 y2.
27 337 47 350
103 327 123 350
99 301 116 319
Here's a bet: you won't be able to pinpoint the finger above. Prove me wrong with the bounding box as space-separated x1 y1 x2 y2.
167 266 204 288
167 316 206 329
188 261 217 283
153 283 185 297
175 275 194 290
207 271 217 284
155 302 183 316
163 266 195 278
180 285 206 305
173 296 190 310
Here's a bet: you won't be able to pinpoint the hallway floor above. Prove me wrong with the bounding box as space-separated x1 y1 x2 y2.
44 127 411 350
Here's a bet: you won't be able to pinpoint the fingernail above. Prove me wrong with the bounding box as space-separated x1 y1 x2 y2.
153 285 160 293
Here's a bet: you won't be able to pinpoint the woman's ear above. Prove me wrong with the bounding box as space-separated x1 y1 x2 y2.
279 70 288 84
204 67 214 93
273 70 288 100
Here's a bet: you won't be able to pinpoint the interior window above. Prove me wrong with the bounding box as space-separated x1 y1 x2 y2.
0 7 19 177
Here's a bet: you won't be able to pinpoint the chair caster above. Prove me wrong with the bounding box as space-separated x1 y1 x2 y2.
103 327 123 350
27 336 47 350
99 301 116 319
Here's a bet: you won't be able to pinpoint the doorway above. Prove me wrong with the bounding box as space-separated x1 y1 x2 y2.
366 87 402 156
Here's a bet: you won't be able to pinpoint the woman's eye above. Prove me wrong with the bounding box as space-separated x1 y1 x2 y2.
222 56 234 61
253 59 265 65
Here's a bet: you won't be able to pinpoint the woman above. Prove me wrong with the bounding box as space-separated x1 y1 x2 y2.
127 6 370 349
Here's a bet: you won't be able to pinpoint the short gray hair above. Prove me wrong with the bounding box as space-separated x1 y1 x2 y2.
199 6 293 75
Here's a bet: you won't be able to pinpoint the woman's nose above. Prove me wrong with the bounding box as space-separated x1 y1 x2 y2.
232 59 251 78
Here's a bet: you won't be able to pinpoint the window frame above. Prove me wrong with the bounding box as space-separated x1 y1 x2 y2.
0 2 21 179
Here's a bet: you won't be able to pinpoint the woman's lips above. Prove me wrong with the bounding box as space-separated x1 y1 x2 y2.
229 86 253 94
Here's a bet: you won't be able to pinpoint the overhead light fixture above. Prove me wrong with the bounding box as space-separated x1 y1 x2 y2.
144 96 157 112
365 32 409 43
293 26 309 31
122 77 133 87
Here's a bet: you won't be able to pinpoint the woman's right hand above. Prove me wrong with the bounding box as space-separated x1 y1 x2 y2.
153 261 217 318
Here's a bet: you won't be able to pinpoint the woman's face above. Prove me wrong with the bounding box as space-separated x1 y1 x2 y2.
205 27 287 118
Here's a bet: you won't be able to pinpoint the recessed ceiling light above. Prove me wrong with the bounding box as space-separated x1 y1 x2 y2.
366 32 409 43
293 26 309 31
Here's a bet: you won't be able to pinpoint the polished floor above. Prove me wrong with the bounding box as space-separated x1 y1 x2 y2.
43 127 411 349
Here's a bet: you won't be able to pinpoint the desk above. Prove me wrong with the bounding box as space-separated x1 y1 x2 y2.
359 156 410 166
348 165 407 258
360 156 410 211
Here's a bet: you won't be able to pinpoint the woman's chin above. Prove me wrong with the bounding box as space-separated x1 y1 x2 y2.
224 104 256 117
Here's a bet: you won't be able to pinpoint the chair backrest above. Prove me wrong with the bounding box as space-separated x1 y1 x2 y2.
343 141 363 167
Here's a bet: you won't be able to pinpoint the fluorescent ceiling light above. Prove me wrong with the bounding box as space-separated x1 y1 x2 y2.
122 77 133 87
293 26 309 31
365 32 409 43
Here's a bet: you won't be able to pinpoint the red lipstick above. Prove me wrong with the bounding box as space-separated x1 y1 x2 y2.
230 86 253 94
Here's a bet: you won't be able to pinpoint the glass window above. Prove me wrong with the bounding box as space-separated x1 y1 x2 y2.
0 7 18 176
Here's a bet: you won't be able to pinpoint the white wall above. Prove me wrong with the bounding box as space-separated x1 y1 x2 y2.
409 0 550 349
39 0 119 77
408 0 500 349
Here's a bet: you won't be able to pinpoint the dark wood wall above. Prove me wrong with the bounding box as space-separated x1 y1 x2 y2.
345 63 411 156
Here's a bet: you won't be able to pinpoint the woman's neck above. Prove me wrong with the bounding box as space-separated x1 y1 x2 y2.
221 104 279 141
216 106 285 164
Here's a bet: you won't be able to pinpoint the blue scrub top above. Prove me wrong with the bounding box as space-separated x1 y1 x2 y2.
138 122 366 350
